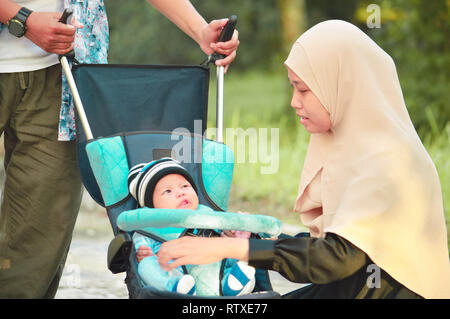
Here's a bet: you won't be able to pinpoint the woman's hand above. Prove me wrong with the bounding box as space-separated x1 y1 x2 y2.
136 245 154 263
157 236 249 271
199 18 239 73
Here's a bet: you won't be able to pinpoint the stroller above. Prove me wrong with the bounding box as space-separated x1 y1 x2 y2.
61 17 283 299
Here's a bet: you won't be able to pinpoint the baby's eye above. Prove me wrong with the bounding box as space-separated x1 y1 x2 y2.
182 184 190 188
163 189 171 194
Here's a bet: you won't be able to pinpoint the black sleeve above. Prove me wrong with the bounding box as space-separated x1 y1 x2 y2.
248 232 368 284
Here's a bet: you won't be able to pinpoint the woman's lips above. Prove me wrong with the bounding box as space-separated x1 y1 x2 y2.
300 116 309 125
297 112 308 123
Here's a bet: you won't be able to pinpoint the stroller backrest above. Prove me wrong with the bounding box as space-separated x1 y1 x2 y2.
73 64 210 207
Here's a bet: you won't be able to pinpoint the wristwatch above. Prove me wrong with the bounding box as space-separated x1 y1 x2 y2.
7 7 33 38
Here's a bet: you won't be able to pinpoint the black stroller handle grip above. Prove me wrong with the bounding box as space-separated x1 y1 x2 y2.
217 15 237 43
58 8 72 24
211 15 237 61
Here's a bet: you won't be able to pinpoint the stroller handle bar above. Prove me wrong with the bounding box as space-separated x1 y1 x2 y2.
117 206 282 238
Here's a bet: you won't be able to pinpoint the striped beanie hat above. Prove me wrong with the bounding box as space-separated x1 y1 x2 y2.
128 157 197 208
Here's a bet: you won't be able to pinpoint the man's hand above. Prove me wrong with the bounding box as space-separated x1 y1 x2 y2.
198 18 239 73
25 11 83 55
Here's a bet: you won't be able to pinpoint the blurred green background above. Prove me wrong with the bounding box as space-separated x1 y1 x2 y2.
105 0 449 242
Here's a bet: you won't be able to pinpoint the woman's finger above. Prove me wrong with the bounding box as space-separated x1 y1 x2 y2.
164 256 193 271
157 240 183 268
157 237 227 270
215 50 236 68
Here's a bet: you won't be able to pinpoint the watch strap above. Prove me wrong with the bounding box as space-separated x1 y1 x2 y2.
15 7 33 23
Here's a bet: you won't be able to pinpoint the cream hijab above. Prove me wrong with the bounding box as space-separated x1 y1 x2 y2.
285 20 450 299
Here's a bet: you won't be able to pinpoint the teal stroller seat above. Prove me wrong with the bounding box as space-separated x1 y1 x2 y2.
67 62 282 298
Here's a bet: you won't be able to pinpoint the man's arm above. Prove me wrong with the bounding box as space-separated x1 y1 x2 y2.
147 0 239 69
147 0 207 48
0 0 80 55
0 0 21 23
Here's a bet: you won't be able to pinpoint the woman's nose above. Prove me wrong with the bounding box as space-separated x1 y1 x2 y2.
291 94 303 109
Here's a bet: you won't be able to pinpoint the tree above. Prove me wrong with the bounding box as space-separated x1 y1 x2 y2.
278 0 308 56
358 0 450 137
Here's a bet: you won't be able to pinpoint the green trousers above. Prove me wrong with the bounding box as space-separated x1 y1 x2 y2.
0 64 83 298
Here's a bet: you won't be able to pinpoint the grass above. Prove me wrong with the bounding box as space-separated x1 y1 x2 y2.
206 70 450 248
206 70 309 224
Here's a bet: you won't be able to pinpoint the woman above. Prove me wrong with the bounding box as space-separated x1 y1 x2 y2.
156 20 450 299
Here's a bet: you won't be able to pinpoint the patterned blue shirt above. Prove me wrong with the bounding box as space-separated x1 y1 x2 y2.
0 0 109 141
60 0 109 141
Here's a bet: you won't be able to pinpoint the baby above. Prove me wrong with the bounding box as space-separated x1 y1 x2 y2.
127 157 256 296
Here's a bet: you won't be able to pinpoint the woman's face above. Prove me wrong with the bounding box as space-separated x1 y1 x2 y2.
287 67 331 134
152 174 199 210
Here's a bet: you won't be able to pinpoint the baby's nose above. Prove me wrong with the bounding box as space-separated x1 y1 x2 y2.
176 190 186 197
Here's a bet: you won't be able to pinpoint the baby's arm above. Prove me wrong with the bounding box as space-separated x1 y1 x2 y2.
136 245 154 263
133 233 155 263
222 230 251 239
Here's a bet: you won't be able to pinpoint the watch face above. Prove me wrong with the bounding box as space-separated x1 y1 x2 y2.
8 19 26 37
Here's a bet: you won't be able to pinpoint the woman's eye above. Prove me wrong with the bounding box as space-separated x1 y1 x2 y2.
163 189 171 194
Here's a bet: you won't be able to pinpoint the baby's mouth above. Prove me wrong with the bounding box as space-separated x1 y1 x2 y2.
177 199 190 208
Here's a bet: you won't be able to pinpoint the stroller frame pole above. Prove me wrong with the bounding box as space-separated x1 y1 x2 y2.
60 56 94 140
216 65 224 143
212 15 237 144
57 9 94 140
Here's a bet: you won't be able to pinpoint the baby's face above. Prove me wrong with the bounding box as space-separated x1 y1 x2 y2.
152 174 199 210
287 67 331 134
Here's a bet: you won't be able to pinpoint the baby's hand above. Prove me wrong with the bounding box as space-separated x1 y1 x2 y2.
222 230 251 239
136 245 154 263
